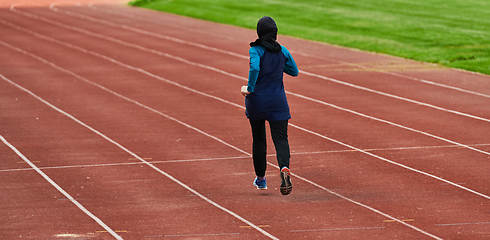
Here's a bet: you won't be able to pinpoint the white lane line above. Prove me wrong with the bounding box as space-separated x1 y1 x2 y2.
291 143 490 155
435 222 490 226
0 135 123 240
4 142 489 173
2 18 490 201
144 232 240 238
0 73 279 240
0 45 443 240
87 2 490 99
5 10 490 158
290 226 386 232
0 155 250 173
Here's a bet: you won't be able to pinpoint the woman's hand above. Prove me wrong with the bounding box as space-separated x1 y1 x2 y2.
241 85 250 96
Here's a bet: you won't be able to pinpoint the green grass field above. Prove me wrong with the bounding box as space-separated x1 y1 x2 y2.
129 0 490 75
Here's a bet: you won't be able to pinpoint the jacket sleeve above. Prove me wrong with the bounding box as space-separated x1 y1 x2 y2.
282 47 299 77
247 47 262 92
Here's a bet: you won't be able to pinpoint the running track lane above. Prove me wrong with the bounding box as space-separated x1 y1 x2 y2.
0 0 490 239
1 2 488 239
0 40 435 239
12 2 490 198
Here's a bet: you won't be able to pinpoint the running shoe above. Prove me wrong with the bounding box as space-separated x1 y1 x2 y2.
280 167 292 195
253 177 267 190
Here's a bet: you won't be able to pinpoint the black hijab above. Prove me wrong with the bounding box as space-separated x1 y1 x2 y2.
250 16 282 53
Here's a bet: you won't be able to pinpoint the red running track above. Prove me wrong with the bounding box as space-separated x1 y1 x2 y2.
1 1 490 239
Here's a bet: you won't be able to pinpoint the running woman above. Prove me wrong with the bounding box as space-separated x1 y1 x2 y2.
241 16 299 195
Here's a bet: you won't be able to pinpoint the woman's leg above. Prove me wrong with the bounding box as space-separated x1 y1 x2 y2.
270 120 292 195
249 119 267 177
269 120 290 169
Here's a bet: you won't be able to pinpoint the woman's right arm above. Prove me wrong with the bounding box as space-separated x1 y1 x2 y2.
247 47 262 92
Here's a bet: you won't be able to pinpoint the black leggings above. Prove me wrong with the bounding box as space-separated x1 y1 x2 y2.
249 119 290 177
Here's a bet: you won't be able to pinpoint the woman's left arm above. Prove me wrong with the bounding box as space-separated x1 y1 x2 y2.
282 47 299 77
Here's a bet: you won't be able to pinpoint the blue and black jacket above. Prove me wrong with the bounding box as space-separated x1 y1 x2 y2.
245 45 299 121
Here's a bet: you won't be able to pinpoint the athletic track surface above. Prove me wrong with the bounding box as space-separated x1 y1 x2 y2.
1 0 490 239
